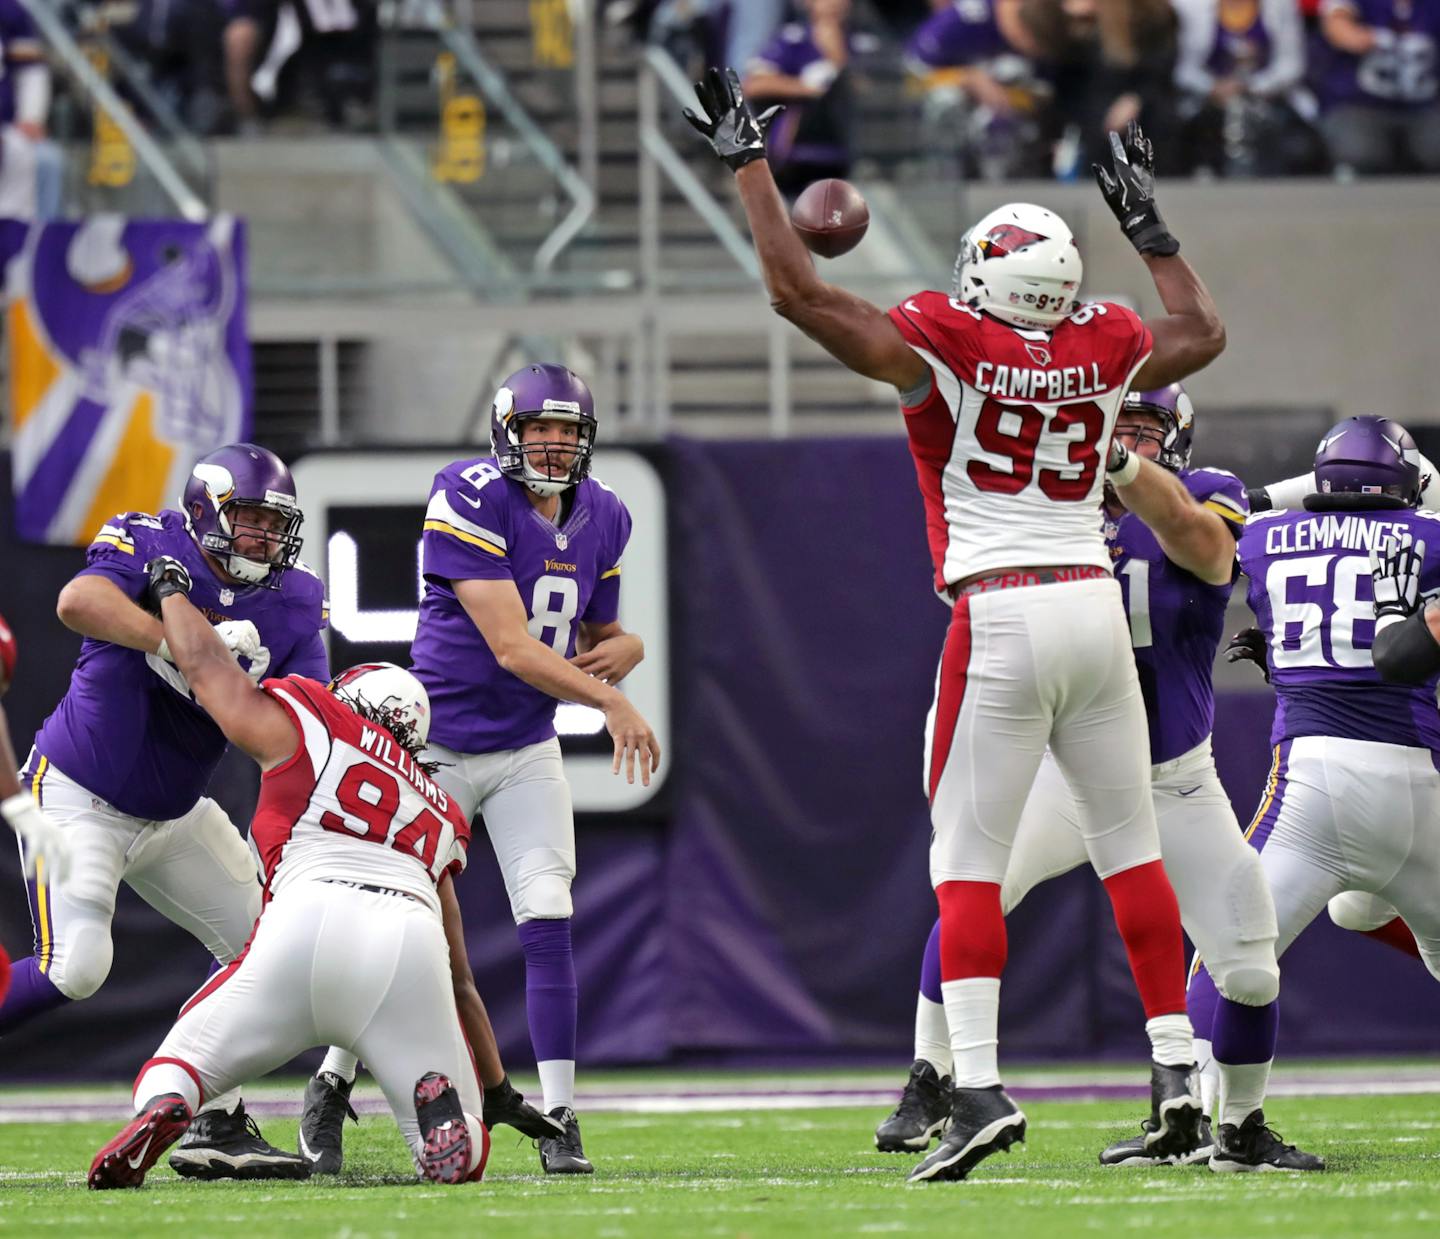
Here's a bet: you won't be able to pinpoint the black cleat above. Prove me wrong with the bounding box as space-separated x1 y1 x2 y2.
1177 1116 1215 1165
483 1075 565 1141
415 1072 477 1184
90 1094 193 1189
538 1106 594 1175
875 1060 954 1152
1140 1062 1203 1159
1209 1110 1325 1173
168 1102 310 1181
298 1071 358 1175
1098 1130 1177 1167
907 1085 1026 1183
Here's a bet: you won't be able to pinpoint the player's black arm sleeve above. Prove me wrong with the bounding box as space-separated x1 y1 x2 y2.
1373 609 1440 684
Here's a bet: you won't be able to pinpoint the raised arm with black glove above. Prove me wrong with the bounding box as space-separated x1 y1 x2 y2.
1093 122 1180 258
682 67 784 172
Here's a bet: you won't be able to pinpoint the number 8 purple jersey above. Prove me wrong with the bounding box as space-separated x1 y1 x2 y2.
1240 505 1440 751
411 454 632 755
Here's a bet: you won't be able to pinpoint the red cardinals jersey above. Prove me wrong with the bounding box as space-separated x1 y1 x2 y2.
889 294 1153 592
252 675 470 912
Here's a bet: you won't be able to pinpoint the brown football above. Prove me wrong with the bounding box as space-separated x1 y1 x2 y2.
791 178 869 258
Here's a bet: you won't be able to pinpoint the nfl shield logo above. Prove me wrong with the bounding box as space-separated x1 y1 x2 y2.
554 533 568 551
219 588 234 606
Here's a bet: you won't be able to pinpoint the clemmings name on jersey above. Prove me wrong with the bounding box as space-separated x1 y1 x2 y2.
412 455 632 755
889 292 1153 592
255 675 470 913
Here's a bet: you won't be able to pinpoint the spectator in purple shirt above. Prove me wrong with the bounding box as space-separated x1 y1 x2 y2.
1319 0 1440 173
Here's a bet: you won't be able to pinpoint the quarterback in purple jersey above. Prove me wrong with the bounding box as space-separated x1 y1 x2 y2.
0 443 327 1180
300 364 659 1176
1195 416 1440 1168
878 386 1315 1171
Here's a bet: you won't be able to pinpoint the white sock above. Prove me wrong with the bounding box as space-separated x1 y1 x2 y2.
196 1088 241 1116
1194 1037 1219 1118
1145 1013 1194 1068
1219 1060 1272 1129
914 993 952 1078
135 1064 201 1113
940 977 1001 1088
319 1048 359 1084
537 1059 576 1113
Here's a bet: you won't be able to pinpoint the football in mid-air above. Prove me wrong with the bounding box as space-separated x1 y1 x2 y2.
791 178 869 258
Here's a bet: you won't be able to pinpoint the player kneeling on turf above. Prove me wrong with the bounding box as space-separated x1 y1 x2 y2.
90 556 492 1189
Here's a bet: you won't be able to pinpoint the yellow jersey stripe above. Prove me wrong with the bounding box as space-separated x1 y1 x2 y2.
1243 745 1283 843
422 520 505 557
1204 499 1246 525
31 757 52 973
599 565 622 580
93 534 136 555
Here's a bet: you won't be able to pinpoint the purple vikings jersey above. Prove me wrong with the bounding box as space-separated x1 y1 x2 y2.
1320 0 1440 108
412 456 631 755
0 0 42 126
31 511 330 821
1206 0 1275 78
1241 506 1440 750
907 0 1009 67
1112 468 1249 763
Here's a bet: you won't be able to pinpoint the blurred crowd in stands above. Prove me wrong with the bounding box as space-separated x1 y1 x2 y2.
0 0 1435 222
623 0 1440 183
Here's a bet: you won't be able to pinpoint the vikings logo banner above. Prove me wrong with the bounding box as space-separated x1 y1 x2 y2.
4 216 251 545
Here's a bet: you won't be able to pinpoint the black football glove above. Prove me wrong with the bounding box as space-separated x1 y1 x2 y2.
1224 627 1270 684
1092 122 1180 258
145 555 193 607
682 66 784 172
1371 532 1426 622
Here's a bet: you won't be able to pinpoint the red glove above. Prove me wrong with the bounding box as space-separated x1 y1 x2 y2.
0 610 15 690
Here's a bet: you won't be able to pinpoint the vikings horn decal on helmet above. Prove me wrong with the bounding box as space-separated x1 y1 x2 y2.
953 203 1083 330
490 364 598 498
1313 416 1424 506
1120 384 1196 472
329 663 432 749
181 443 304 588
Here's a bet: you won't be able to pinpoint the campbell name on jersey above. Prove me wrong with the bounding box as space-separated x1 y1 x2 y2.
1240 505 1440 751
32 511 330 820
1111 468 1247 763
888 292 1153 591
412 456 631 754
253 676 470 913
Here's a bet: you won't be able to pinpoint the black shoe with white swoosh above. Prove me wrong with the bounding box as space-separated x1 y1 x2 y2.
168 1102 311 1180
907 1085 1026 1183
298 1070 358 1175
89 1094 194 1189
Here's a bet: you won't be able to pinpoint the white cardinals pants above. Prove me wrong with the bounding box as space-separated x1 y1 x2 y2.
1001 739 1279 1005
425 738 575 923
1248 736 1440 980
135 878 485 1173
925 577 1162 887
18 752 261 1003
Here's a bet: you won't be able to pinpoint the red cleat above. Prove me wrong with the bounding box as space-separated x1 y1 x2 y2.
414 1072 474 1184
89 1094 194 1190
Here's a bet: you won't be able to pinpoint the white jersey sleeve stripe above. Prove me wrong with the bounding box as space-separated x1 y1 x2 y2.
423 491 509 552
907 346 962 422
270 685 332 781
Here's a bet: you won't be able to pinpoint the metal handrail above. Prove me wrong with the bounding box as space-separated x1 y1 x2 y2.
23 0 208 220
640 46 761 280
420 0 594 273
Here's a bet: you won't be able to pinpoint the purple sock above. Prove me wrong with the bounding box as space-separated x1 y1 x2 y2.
517 918 577 1063
0 957 68 1034
1212 996 1279 1065
1186 963 1221 1041
919 917 943 1004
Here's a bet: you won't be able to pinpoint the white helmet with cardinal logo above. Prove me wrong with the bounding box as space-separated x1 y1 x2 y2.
953 203 1083 331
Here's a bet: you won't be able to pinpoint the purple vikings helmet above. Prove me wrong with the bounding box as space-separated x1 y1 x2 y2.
1119 384 1195 472
181 443 304 587
1313 416 1423 507
490 364 598 498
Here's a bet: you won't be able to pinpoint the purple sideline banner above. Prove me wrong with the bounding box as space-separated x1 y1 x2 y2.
1 440 1438 1079
2 217 251 546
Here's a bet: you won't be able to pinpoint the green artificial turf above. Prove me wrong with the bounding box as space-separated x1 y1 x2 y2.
3 1091 1439 1238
